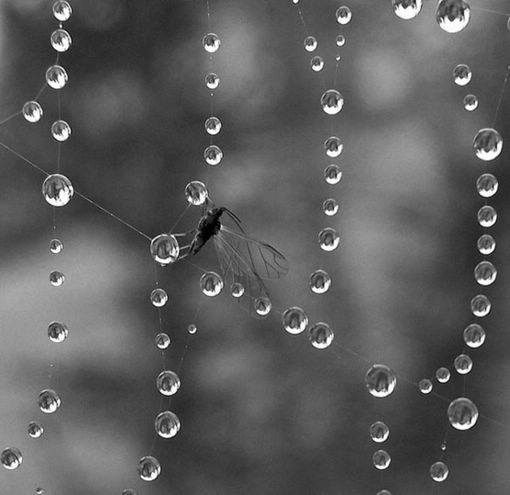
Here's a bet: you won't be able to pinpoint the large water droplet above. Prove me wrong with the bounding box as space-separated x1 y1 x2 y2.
476 173 498 198
473 128 503 161
372 449 391 470
1 447 22 470
138 455 161 481
430 461 449 482
477 234 495 255
150 234 180 265
318 228 340 251
46 65 68 89
447 397 478 430
436 0 471 33
51 120 71 141
27 421 44 439
470 294 491 317
474 260 497 286
309 322 334 349
154 411 181 438
185 181 208 206
42 174 74 207
477 205 497 228
23 101 43 123
435 367 451 383
156 370 180 396
454 353 473 374
38 389 61 414
452 63 472 86
321 89 344 115
150 288 168 308
48 321 68 343
282 306 308 335
50 29 72 52
369 421 389 443
463 323 485 348
324 136 343 157
365 364 397 398
392 0 422 19
52 1 72 21
304 36 318 52
200 271 223 296
336 6 352 25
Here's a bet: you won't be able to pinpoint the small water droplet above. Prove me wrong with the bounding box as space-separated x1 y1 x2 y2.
318 228 340 251
282 306 308 335
476 173 498 198
430 461 449 482
46 65 68 89
155 332 171 350
309 269 331 294
254 297 272 316
322 198 339 216
436 0 471 33
49 238 63 254
50 28 72 52
336 6 352 25
42 174 74 207
321 89 344 115
203 33 221 53
454 353 473 374
52 1 72 22
310 55 324 72
51 120 71 141
304 36 318 52
138 455 161 481
48 321 68 343
204 145 223 166
28 421 44 439
156 371 180 396
372 449 391 470
155 410 181 438
205 72 220 90
452 64 472 86
418 378 433 394
474 260 497 286
49 270 65 287
470 294 491 317
324 164 342 184
38 389 61 414
435 367 451 383
324 136 343 157
477 205 497 228
200 271 223 296
1 447 22 470
205 116 222 135
365 364 397 398
184 181 208 206
309 322 334 349
22 101 43 123
463 323 485 348
477 234 495 255
473 128 503 161
369 421 389 443
392 0 422 19
463 94 478 111
150 288 168 307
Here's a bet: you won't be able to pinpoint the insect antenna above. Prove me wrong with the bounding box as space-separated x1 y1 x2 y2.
221 207 244 232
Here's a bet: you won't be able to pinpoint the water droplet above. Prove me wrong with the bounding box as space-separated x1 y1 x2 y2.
473 128 503 161
321 89 344 115
50 29 72 52
51 120 71 141
188 323 197 334
440 440 447 451
322 198 339 216
304 36 318 52
336 6 352 25
318 228 340 251
150 234 180 265
138 455 161 481
474 260 497 286
23 101 43 123
476 173 498 198
435 367 451 383
48 321 68 343
49 270 65 287
477 234 495 255
122 490 137 495
205 72 220 90
463 94 478 111
463 323 485 348
52 1 72 21
310 55 324 72
477 205 497 228
447 397 478 430
419 378 433 394
231 282 245 298
200 271 223 296
309 269 331 294
46 65 68 89
436 0 471 33
372 449 391 470
35 488 44 495
369 421 389 443
324 136 343 157
204 145 223 166
49 238 63 254
430 461 449 482
254 297 272 316
454 353 473 374
452 64 472 86
507 16 510 30
392 0 422 19
28 421 44 439
155 332 171 350
154 410 181 438
1 447 22 470
336 34 346 47
156 370 180 396
38 389 61 414
42 174 74 207
365 364 397 398
203 33 220 53
324 164 342 184
470 294 491 317
309 322 334 349
376 491 392 495
282 306 308 335
185 181 208 206
205 116 222 135
291 0 300 4
150 288 168 308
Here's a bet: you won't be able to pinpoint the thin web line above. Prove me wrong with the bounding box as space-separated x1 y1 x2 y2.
491 64 510 127
471 5 510 16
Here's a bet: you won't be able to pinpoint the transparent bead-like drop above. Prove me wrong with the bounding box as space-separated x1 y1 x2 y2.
23 101 43 123
419 378 433 394
436 0 471 33
318 228 340 251
376 491 392 495
150 234 180 265
49 271 65 287
309 322 334 349
336 35 346 47
372 450 391 470
430 461 449 482
474 260 497 286
310 269 331 294
46 65 68 89
477 234 495 255
51 120 71 141
440 440 447 451
321 89 344 115
50 29 72 52
447 397 478 430
188 323 197 334
452 64 472 86
155 332 171 350
122 490 137 495
205 72 220 90
324 136 343 157
324 164 342 184
38 389 61 414
203 33 221 53
476 173 498 198
28 421 44 439
310 56 324 72
336 6 352 25
454 353 473 374
48 321 68 343
477 205 497 228
156 370 180 396
138 455 161 482
435 367 451 383
322 198 339 216
205 116 222 135
36 488 45 495
471 294 491 317
473 128 503 161
254 297 272 316
52 1 72 21
42 174 74 207
463 323 485 348
185 180 208 206
155 410 181 439
369 421 389 443
204 145 223 166
231 282 244 298
392 0 422 19
150 288 168 308
1 447 22 470
365 364 397 398
304 36 318 52
282 306 308 335
49 238 63 254
200 271 223 297
463 94 478 111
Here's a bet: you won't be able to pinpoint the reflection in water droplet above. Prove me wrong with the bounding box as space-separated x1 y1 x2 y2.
447 397 478 430
150 234 180 265
435 367 451 383
23 101 43 123
430 461 449 482
470 294 491 317
138 455 161 481
473 128 503 161
282 306 308 335
372 449 391 470
1 447 22 470
42 174 74 207
200 271 224 296
369 421 389 443
436 0 471 33
156 371 180 396
318 228 340 251
185 181 208 206
365 364 397 398
155 411 181 438
309 322 334 349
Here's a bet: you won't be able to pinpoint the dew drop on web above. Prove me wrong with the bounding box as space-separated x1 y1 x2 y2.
463 323 485 349
42 174 74 207
155 332 171 350
150 288 168 307
27 421 44 439
365 364 397 398
470 294 491 317
309 322 334 349
473 128 503 161
282 306 308 335
52 1 72 22
46 65 68 89
0 447 22 470
138 455 161 481
372 449 391 470
447 397 478 430
156 370 180 396
185 180 208 206
48 321 68 343
150 234 180 265
436 0 471 33
430 461 449 482
369 421 389 443
22 101 43 122
154 410 181 438
392 0 422 20
38 389 61 414
200 271 223 297
309 269 331 294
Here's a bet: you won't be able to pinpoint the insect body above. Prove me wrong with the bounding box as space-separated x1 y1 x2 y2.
190 207 228 255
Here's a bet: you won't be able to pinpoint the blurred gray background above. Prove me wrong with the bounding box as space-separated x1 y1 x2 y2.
0 0 509 493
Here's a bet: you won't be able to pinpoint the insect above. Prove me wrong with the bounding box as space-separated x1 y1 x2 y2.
176 203 289 318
